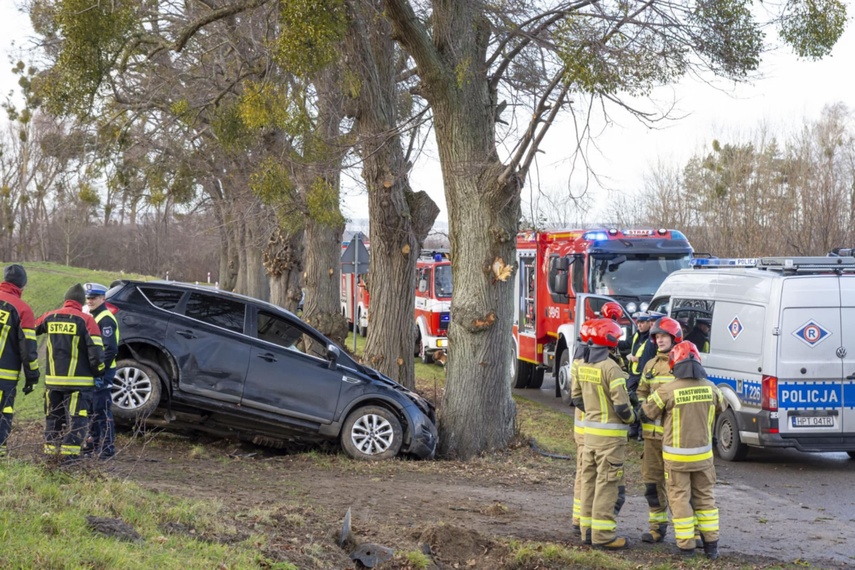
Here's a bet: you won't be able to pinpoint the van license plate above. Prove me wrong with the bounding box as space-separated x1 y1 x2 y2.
791 416 834 427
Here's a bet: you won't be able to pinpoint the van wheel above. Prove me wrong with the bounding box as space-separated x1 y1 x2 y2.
557 350 572 403
716 409 749 461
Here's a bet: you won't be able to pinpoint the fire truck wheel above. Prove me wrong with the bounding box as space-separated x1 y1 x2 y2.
715 408 749 461
414 326 422 357
557 350 572 402
510 342 532 389
421 345 434 365
528 367 544 389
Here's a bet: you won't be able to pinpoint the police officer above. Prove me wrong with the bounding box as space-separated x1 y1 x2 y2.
83 282 119 459
571 318 636 549
622 311 653 439
635 316 683 544
686 318 711 353
0 265 40 457
640 341 727 559
37 284 105 461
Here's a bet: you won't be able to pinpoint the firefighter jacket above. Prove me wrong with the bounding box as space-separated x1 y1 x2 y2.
90 302 119 371
570 348 636 449
571 354 587 447
36 300 104 390
641 377 728 471
0 282 39 383
636 352 674 440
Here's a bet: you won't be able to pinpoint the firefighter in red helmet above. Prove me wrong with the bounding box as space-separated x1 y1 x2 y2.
570 318 636 549
569 321 591 534
635 316 683 544
640 341 728 559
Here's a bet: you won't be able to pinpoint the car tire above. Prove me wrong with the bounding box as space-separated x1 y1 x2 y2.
112 359 163 421
341 406 403 460
715 408 749 461
557 350 572 402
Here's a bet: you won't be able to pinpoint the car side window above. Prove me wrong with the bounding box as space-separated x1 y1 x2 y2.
139 286 184 311
184 292 245 334
671 298 714 353
257 310 328 359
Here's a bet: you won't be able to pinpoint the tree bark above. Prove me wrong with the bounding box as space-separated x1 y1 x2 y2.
385 0 519 458
346 0 439 388
265 225 304 312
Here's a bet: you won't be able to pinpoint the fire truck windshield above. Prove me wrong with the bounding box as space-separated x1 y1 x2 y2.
590 254 691 298
434 265 453 298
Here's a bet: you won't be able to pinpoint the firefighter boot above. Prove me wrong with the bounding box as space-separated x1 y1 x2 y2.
582 528 592 545
678 547 696 558
703 539 719 560
641 524 668 543
694 530 704 549
595 536 630 550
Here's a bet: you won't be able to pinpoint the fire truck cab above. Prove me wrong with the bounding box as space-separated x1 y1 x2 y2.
512 228 693 397
414 251 452 364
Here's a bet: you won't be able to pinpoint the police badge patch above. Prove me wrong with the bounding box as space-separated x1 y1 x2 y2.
102 326 114 337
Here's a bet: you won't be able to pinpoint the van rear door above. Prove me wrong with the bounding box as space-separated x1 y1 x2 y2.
839 275 855 435
777 277 844 437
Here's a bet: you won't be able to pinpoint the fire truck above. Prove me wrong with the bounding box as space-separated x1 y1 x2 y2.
414 251 452 364
341 241 370 337
512 228 693 397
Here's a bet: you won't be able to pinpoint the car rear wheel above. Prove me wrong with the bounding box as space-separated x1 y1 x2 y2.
112 359 163 421
715 408 749 461
341 406 403 460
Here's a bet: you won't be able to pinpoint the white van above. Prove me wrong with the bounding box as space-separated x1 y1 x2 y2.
647 256 855 461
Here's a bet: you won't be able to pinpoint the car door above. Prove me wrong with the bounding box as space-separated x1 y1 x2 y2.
167 291 251 404
777 277 844 436
241 307 342 425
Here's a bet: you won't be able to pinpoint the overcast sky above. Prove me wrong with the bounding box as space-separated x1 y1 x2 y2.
3 2 853 228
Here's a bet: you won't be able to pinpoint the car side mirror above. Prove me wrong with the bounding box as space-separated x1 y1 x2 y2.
418 279 428 293
326 343 340 370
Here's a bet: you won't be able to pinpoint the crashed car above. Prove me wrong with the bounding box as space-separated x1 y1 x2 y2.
105 280 437 460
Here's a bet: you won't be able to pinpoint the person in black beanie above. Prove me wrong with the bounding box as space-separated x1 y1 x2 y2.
0 264 41 457
36 283 105 462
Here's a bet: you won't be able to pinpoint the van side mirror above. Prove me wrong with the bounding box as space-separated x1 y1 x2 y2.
326 343 340 370
418 279 428 293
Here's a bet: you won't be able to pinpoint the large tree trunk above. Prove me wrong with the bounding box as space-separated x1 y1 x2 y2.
265 226 304 312
385 1 519 459
347 0 439 388
302 216 347 344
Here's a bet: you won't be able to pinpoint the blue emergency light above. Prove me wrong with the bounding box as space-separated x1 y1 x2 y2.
583 231 609 242
691 258 758 268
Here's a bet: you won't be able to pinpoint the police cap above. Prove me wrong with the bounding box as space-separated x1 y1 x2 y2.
84 282 108 298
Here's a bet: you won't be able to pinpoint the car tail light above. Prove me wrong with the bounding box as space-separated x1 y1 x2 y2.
761 375 778 411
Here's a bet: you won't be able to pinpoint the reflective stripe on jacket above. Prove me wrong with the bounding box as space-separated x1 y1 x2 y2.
0 282 40 383
571 357 634 448
92 304 120 370
636 352 673 440
36 301 104 389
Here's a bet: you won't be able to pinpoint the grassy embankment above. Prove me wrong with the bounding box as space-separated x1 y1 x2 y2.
1 262 641 569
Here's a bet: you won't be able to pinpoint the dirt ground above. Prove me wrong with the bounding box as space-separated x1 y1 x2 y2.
12 420 844 570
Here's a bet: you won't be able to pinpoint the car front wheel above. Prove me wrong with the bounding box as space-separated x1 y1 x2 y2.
341 406 403 460
112 359 163 421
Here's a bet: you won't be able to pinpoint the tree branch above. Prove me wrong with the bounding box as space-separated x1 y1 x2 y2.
173 0 270 53
383 0 445 90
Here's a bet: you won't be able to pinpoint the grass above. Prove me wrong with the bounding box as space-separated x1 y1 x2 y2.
0 459 296 569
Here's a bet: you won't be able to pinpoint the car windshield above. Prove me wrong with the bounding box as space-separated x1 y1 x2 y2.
434 265 452 298
589 254 691 298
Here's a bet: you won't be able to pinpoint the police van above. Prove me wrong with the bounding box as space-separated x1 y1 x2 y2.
647 256 855 461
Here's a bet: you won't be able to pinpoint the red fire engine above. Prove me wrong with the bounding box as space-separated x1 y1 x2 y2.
414 251 452 364
341 241 370 337
512 228 693 397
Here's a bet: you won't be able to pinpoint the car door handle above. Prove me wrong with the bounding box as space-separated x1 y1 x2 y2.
257 353 277 362
176 330 196 339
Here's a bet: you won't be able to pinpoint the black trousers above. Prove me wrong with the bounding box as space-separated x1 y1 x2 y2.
44 388 93 458
0 379 18 457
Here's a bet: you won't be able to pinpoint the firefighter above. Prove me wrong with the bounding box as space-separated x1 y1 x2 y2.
0 265 40 458
83 282 119 459
36 283 105 461
635 316 683 544
622 311 653 439
570 322 591 535
639 341 728 559
571 318 636 549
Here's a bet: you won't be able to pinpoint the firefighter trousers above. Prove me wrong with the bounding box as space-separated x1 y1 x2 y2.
572 441 584 527
0 379 17 457
664 465 719 550
641 437 669 532
579 439 626 545
44 388 93 459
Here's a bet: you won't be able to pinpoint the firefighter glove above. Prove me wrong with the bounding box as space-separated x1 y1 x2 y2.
23 377 38 395
629 390 639 408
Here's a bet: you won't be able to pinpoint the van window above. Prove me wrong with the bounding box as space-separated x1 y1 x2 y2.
671 298 714 353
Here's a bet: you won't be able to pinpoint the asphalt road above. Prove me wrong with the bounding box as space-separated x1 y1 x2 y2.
514 378 855 567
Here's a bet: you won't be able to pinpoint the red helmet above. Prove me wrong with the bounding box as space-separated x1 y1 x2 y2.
587 318 622 348
669 341 702 370
579 320 594 343
650 316 684 343
601 302 624 320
